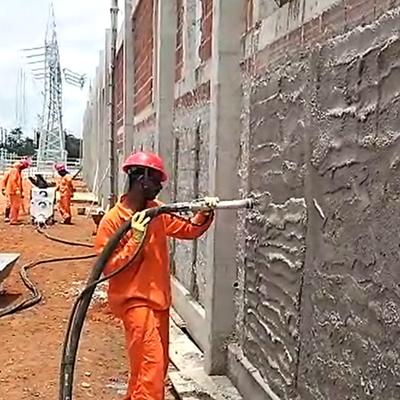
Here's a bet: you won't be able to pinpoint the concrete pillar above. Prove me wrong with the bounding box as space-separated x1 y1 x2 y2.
204 0 245 375
154 0 176 202
123 0 134 159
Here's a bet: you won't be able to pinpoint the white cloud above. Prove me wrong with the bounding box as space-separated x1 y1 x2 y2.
0 0 112 137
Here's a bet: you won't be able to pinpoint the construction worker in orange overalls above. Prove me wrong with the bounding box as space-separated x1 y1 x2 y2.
55 163 75 224
1 169 11 222
21 176 32 215
5 158 31 225
95 152 218 400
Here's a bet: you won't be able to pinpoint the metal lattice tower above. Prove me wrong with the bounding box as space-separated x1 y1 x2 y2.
21 3 87 169
37 5 66 167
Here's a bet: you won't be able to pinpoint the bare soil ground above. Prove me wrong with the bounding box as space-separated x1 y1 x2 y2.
0 203 176 399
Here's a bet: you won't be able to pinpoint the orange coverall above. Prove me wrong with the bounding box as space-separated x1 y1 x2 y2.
21 177 32 215
57 174 74 223
5 164 24 224
95 197 213 400
1 170 10 216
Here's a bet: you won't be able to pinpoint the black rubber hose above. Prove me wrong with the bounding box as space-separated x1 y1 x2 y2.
59 219 133 400
0 253 95 318
0 228 95 319
59 206 165 400
37 228 94 248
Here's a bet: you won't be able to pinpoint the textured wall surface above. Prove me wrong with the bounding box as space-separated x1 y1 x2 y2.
172 101 210 306
244 58 309 399
299 9 400 400
242 6 400 400
132 115 156 152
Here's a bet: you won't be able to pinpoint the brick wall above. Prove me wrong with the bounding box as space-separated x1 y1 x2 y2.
133 0 154 114
175 0 184 81
248 0 400 75
199 0 213 62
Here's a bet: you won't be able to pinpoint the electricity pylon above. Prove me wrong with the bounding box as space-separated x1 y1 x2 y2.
22 4 86 169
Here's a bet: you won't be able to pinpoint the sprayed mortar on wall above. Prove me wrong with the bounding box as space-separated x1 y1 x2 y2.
238 6 400 400
173 100 211 307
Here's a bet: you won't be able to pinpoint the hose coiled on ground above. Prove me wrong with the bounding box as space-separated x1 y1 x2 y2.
0 253 96 318
0 229 95 319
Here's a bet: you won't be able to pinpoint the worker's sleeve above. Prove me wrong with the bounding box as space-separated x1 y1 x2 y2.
19 174 23 195
164 212 214 240
94 216 142 275
67 177 74 193
1 171 9 189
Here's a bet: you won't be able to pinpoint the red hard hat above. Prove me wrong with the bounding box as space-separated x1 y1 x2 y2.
19 158 31 169
54 163 66 172
122 152 168 182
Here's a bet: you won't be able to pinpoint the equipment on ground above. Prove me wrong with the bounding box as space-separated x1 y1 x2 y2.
0 253 20 288
0 231 94 319
59 197 254 400
28 174 56 189
28 174 57 226
30 187 57 226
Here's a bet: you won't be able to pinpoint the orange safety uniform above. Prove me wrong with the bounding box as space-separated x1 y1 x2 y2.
95 196 214 400
5 163 24 224
21 177 32 215
57 174 74 222
1 170 11 215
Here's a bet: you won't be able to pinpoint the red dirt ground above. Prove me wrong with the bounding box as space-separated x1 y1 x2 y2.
0 204 176 399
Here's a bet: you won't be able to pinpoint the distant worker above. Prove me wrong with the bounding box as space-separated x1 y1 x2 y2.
21 176 32 216
5 158 31 225
1 169 11 222
95 152 218 400
55 163 74 224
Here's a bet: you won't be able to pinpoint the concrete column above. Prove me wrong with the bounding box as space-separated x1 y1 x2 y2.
123 0 134 157
204 0 245 375
154 0 176 202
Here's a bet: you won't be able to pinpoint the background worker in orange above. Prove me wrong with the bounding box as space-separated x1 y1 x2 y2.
5 158 31 225
55 163 74 224
95 152 218 400
21 176 32 216
1 169 11 222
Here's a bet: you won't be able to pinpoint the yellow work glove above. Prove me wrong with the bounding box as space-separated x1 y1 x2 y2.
131 211 151 243
202 196 219 215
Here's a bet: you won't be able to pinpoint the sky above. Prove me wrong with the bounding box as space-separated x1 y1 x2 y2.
0 0 121 137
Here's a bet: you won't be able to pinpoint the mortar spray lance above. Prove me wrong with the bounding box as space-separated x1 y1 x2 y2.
59 197 254 400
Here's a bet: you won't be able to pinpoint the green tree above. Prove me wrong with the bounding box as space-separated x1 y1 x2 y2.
0 127 37 157
65 132 82 159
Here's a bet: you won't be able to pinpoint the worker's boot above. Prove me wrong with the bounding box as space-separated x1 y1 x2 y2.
4 207 10 222
62 217 72 225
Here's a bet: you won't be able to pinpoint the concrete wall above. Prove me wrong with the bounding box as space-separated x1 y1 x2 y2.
171 0 213 314
228 1 400 399
82 30 111 208
82 0 400 399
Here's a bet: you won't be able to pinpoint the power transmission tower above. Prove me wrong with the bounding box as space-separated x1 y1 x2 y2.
38 4 66 167
21 3 87 170
23 4 66 168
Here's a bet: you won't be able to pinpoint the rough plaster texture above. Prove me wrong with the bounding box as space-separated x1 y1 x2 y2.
172 102 210 307
238 7 400 400
132 115 156 152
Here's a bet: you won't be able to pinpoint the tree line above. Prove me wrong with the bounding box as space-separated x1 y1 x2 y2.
0 127 82 159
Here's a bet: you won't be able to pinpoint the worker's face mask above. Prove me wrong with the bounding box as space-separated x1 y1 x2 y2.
132 168 162 201
128 167 163 200
141 173 163 200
